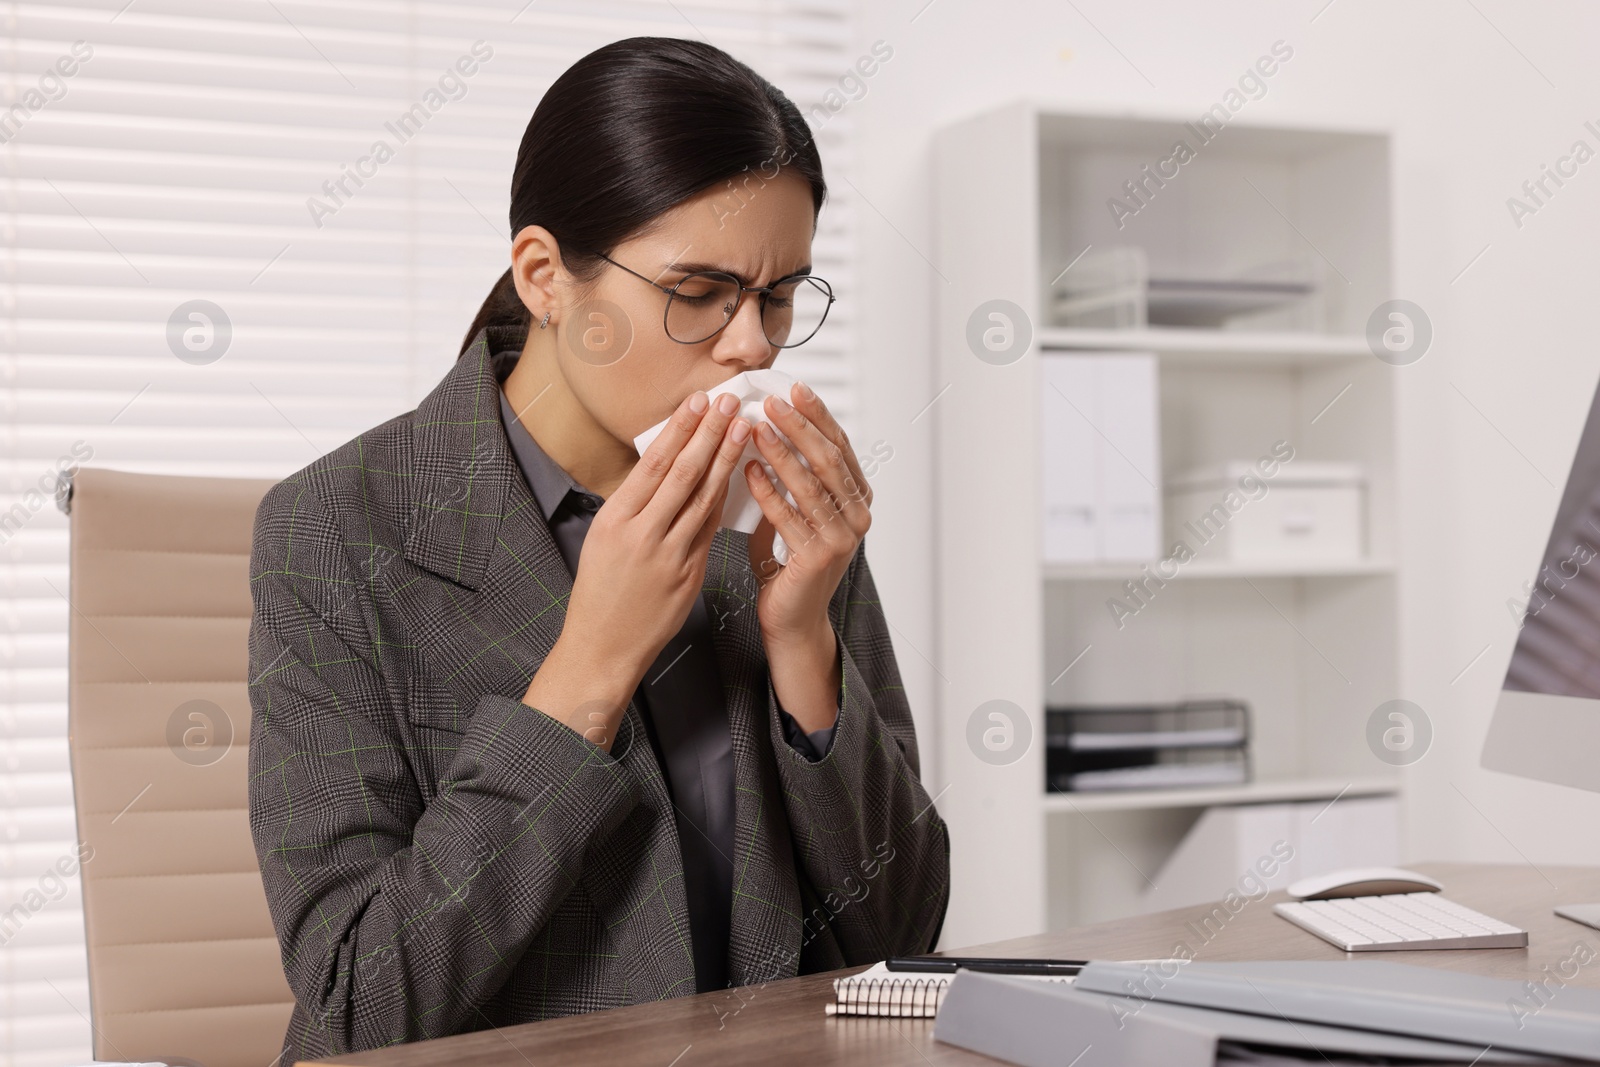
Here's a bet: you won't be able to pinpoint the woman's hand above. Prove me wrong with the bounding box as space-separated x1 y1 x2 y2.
744 380 873 733
524 389 749 749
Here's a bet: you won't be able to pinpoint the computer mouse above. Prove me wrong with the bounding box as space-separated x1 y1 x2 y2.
1286 866 1444 901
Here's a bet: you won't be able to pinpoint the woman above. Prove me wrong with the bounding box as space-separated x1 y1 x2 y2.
246 36 949 1058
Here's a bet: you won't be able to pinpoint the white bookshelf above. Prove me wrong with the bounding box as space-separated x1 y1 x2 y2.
933 102 1400 946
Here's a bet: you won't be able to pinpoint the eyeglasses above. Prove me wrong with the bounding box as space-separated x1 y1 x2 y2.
574 247 835 349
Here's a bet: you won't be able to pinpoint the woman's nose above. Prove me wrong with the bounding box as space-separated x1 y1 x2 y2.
713 293 773 366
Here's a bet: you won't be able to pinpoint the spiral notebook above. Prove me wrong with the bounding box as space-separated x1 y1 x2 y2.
826 962 1077 1018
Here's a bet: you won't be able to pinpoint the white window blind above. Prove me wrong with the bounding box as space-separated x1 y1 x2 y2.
0 1 857 1061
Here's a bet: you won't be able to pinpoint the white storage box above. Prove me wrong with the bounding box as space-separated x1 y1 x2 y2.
1164 461 1364 563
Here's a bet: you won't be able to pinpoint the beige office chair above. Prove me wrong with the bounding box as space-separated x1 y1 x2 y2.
65 468 294 1066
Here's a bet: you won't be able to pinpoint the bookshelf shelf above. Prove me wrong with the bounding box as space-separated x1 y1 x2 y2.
1037 327 1370 365
1041 775 1398 815
1043 558 1396 582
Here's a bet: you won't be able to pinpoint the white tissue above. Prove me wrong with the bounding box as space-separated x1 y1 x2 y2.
631 368 810 566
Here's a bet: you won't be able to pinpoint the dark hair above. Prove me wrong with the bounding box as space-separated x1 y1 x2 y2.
459 36 827 356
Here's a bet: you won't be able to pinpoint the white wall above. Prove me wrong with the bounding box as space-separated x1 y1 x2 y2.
846 0 1600 935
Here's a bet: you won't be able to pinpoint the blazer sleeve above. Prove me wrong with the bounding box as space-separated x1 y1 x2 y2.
765 538 952 964
246 478 639 1053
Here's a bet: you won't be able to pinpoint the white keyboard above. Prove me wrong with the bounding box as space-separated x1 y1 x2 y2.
1273 892 1528 951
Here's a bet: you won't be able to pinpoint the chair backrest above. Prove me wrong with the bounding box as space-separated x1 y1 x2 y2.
66 467 293 1066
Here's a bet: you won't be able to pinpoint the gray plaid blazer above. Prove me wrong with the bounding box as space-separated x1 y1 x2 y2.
246 328 951 1058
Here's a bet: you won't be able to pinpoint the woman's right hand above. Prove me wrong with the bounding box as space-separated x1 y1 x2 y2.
522 389 750 749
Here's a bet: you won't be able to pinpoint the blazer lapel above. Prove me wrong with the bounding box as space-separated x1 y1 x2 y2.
397 336 584 729
402 341 513 592
402 328 594 698
699 530 805 986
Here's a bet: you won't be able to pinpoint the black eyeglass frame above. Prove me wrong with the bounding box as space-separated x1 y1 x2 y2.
573 246 836 349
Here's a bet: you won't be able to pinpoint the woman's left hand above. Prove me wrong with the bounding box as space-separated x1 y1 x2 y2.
744 380 873 731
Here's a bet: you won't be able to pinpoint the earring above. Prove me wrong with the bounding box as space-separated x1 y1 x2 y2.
538 311 551 330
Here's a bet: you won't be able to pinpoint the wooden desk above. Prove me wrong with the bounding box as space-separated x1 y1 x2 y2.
306 862 1600 1066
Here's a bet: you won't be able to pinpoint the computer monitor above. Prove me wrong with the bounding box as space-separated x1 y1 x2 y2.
1483 367 1600 930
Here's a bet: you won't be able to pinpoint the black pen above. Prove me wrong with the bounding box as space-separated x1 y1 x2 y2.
885 955 1087 976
